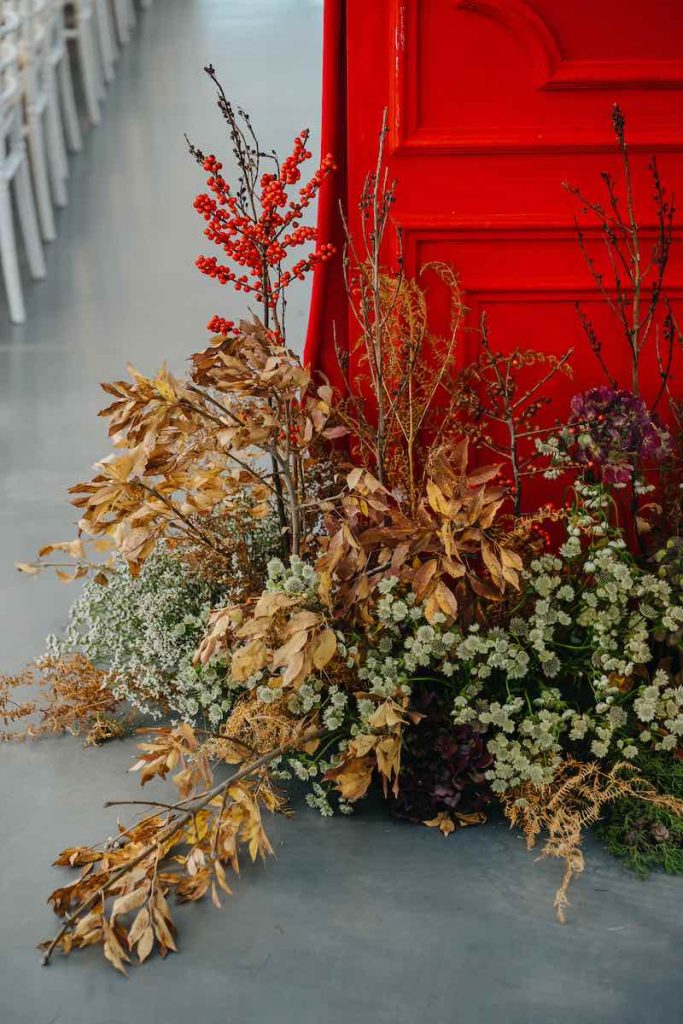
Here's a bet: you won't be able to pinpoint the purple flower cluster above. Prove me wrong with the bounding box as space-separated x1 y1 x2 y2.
569 386 671 485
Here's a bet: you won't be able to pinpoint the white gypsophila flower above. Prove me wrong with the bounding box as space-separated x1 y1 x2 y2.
45 546 237 725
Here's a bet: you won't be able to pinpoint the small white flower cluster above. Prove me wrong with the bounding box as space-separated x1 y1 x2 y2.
266 555 319 599
322 685 348 731
46 549 235 725
269 749 354 817
356 577 415 729
535 433 573 479
633 669 683 751
303 779 354 817
459 536 683 786
454 690 566 792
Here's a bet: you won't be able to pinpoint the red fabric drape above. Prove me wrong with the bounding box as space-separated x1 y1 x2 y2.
303 0 347 390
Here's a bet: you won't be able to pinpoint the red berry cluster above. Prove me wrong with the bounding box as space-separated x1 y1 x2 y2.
193 132 336 332
206 315 237 336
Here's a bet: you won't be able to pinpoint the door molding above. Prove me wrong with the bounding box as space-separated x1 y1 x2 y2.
389 0 683 155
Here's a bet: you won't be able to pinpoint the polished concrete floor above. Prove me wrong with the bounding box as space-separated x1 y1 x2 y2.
0 2 681 1022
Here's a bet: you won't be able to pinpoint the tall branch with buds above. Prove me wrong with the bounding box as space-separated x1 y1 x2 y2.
564 104 677 403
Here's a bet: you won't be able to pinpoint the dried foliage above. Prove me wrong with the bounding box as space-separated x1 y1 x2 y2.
564 105 683 540
19 326 338 583
324 697 419 801
336 114 472 507
218 692 311 756
456 317 574 514
199 585 338 694
1 655 125 746
317 442 522 630
503 759 683 922
40 721 321 971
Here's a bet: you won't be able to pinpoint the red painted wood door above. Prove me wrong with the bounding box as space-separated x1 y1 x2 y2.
306 0 683 502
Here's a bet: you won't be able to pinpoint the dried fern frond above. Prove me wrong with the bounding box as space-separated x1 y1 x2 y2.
1 655 125 746
503 758 683 922
0 665 38 738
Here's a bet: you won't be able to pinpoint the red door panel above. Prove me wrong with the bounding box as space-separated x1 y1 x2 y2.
306 0 683 497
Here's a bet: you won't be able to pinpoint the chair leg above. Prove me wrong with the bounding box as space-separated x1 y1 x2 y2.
93 36 107 103
95 0 116 83
45 85 69 207
14 158 47 281
26 112 57 241
105 0 120 63
57 48 82 152
87 9 107 101
77 15 102 126
0 180 26 324
113 0 130 45
51 86 70 180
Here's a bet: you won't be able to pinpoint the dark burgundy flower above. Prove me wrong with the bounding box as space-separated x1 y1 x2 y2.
388 685 492 823
568 386 670 485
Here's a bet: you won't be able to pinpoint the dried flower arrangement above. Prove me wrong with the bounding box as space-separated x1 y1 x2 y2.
4 77 682 973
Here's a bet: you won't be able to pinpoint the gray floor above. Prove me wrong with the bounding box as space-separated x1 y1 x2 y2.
0 2 680 1021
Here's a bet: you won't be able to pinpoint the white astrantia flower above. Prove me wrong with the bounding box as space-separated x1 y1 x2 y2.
352 486 683 794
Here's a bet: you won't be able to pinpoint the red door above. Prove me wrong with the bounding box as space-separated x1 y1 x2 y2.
306 0 683 504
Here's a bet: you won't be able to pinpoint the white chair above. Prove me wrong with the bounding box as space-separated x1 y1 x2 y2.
17 0 68 241
0 5 46 322
93 0 115 84
63 1 102 126
46 0 81 153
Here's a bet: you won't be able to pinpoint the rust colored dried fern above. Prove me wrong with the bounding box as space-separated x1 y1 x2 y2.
503 759 683 922
1 655 125 745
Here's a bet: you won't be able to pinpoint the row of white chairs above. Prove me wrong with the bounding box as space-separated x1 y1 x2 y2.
0 0 152 324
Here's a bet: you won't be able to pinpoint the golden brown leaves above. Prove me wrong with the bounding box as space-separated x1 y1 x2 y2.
191 320 310 399
231 638 269 683
25 317 341 581
318 439 521 628
325 698 419 802
41 722 308 972
423 810 487 836
198 585 340 695
325 755 375 801
131 723 213 796
312 628 337 670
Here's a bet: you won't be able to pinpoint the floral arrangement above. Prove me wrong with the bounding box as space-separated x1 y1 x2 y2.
3 79 682 972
